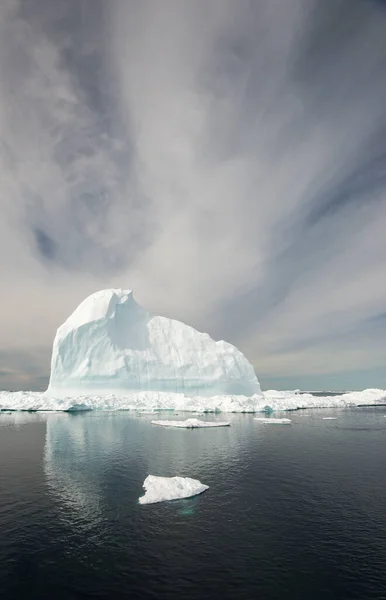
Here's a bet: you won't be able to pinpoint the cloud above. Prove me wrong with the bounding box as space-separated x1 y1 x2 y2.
0 0 142 356
1 0 386 390
110 0 386 379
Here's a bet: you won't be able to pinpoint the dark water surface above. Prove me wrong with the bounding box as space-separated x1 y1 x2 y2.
1 407 386 599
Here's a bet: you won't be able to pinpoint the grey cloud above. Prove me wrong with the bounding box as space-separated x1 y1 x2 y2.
0 0 147 277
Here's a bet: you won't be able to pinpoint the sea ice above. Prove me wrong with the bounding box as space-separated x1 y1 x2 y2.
138 475 209 504
1 388 386 414
47 288 261 399
151 418 230 428
322 417 337 420
254 417 292 424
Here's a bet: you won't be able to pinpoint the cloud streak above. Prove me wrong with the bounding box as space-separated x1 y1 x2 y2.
1 0 386 390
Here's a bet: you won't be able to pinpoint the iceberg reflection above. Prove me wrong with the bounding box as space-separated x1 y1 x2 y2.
43 412 243 518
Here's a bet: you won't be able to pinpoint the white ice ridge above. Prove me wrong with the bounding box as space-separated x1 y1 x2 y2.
1 388 386 413
151 418 230 428
46 288 261 398
254 417 292 424
139 475 209 504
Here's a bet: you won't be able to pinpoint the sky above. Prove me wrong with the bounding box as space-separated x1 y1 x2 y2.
1 0 386 392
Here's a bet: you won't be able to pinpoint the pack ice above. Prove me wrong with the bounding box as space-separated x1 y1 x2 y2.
47 289 261 397
139 475 209 504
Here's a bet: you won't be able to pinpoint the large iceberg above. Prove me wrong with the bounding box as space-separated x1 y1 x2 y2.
1 287 386 414
47 288 261 398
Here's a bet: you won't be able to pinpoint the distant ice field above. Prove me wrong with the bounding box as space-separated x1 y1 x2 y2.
0 388 385 413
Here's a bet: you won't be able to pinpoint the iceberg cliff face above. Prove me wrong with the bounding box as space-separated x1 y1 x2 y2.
47 289 261 397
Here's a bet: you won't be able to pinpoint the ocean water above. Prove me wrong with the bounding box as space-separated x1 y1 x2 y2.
1 407 386 599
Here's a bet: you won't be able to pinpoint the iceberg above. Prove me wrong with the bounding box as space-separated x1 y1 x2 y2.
47 289 261 398
151 418 230 428
254 417 292 424
139 475 209 504
1 286 378 415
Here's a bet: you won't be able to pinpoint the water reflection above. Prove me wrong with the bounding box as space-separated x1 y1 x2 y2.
3 408 386 600
43 412 248 518
0 411 47 428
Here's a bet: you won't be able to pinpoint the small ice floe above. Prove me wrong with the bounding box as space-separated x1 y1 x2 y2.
139 475 209 504
254 417 292 424
151 418 230 428
322 417 337 420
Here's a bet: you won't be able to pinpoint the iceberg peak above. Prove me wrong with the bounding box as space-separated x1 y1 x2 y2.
62 289 137 332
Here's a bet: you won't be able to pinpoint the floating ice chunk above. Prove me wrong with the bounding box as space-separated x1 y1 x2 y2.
151 418 230 428
139 475 209 504
322 417 337 420
254 417 292 424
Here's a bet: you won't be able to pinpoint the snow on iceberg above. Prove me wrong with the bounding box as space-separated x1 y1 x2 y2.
254 417 292 424
47 288 262 399
151 418 230 428
139 475 209 504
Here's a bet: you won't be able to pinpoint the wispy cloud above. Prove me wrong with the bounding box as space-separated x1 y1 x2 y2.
1 0 386 390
